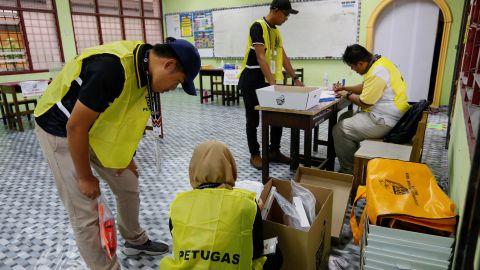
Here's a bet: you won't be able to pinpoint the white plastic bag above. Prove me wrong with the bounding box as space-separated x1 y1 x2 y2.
272 191 305 230
98 194 117 260
291 181 316 224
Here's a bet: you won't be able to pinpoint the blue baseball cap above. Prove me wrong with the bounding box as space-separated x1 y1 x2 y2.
165 37 201 96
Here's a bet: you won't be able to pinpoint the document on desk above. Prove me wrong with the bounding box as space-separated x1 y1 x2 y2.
19 80 48 97
319 90 336 102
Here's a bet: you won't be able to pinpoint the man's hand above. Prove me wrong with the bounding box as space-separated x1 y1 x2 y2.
333 82 344 92
115 159 139 178
336 90 349 98
79 175 101 199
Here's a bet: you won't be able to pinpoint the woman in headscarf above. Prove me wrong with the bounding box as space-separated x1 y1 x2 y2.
160 141 266 269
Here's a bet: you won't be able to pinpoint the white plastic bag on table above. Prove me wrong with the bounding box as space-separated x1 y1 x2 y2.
291 180 316 224
98 194 117 259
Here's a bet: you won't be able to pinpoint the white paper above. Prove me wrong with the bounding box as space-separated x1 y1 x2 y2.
261 187 276 219
235 180 264 202
223 69 241 86
166 14 181 39
263 237 278 255
293 196 310 228
18 80 48 97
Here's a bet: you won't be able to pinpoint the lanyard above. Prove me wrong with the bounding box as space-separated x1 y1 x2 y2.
144 51 162 136
264 19 276 56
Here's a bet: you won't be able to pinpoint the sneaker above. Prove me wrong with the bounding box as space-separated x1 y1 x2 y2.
122 239 169 256
268 151 291 164
250 154 263 170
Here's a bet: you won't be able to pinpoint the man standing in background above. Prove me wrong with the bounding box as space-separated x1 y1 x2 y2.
238 0 303 170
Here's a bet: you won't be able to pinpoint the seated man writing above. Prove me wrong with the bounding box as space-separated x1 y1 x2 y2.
333 44 410 174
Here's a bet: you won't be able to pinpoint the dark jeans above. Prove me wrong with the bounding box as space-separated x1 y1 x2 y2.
238 69 282 155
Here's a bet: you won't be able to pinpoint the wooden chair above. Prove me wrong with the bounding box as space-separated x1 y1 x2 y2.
9 98 37 122
210 74 238 106
282 68 304 85
351 111 429 196
1 84 38 131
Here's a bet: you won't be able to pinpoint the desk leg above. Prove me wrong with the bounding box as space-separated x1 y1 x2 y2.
221 83 226 106
262 117 269 184
304 128 312 167
313 126 319 152
0 100 5 126
1 92 11 129
210 76 215 102
290 128 300 170
226 85 231 106
200 75 204 104
326 107 338 170
12 90 24 132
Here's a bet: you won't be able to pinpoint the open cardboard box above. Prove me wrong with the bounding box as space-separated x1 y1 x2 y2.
256 85 323 110
260 178 333 270
294 166 353 239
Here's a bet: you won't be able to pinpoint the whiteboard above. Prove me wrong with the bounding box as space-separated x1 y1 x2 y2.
213 0 359 59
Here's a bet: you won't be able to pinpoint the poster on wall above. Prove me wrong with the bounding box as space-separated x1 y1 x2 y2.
193 11 213 49
166 10 214 57
166 14 181 39
194 31 214 49
193 11 214 57
180 13 193 37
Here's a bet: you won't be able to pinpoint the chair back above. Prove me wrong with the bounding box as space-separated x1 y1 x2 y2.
409 111 429 162
282 68 304 85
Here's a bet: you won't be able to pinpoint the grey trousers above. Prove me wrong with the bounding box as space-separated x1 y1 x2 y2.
35 125 149 270
332 110 393 174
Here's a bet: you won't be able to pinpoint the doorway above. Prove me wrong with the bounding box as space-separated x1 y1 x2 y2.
372 0 441 102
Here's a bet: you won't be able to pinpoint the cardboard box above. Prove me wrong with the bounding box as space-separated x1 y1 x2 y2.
260 178 333 270
256 85 323 110
294 166 353 239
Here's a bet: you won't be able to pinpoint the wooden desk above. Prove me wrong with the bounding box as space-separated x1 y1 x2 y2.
0 81 45 132
199 68 239 106
256 98 350 183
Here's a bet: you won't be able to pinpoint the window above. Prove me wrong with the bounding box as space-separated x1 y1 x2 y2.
70 0 163 53
0 0 63 74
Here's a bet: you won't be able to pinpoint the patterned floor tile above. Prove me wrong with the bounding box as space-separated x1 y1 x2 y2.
0 90 449 269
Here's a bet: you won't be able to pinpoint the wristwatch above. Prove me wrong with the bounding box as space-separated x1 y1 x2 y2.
346 91 353 100
292 75 299 81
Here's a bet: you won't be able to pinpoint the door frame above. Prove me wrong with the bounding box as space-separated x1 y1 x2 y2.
366 0 452 108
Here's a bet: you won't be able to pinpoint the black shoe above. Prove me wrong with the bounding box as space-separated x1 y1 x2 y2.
122 239 169 256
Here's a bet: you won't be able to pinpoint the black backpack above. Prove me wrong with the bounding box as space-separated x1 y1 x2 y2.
383 99 430 144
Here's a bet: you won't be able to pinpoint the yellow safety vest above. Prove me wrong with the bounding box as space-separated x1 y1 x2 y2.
160 188 266 270
34 41 150 168
240 19 284 83
363 57 410 114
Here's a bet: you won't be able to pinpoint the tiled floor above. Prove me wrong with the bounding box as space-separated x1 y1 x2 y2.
0 90 449 269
